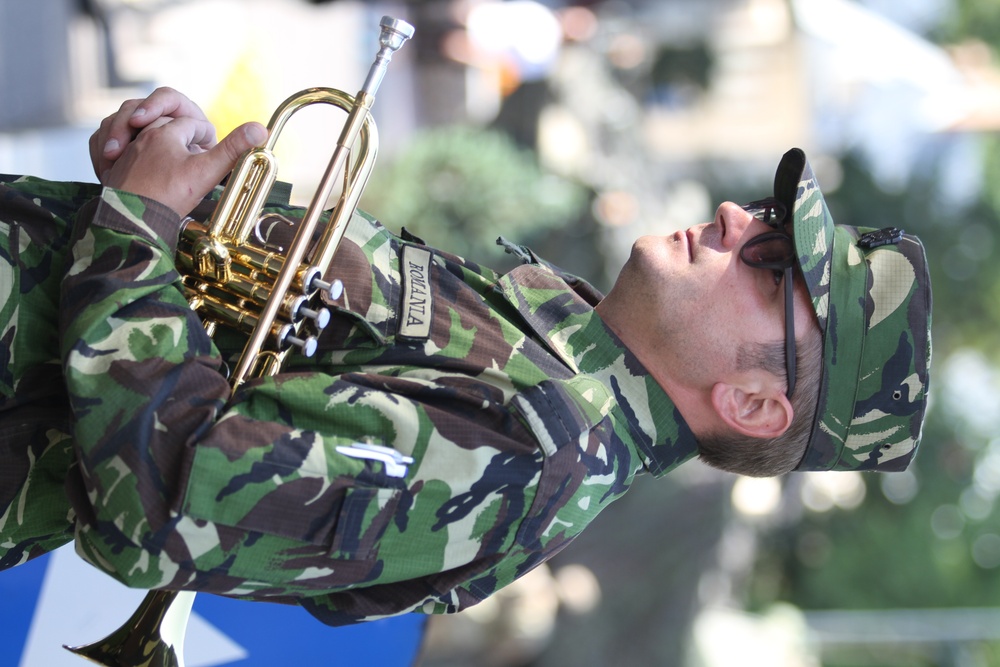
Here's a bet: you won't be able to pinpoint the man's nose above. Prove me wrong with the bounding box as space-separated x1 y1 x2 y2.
714 201 757 250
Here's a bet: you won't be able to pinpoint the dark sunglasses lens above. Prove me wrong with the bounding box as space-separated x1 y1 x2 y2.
742 199 787 226
743 234 794 266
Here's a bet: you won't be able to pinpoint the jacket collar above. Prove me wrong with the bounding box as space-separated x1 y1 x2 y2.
496 262 698 477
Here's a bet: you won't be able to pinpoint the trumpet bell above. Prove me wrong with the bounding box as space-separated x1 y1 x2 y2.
64 591 195 666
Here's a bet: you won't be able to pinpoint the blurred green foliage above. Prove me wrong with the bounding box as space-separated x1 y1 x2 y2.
935 0 1000 53
360 125 588 262
833 150 1000 360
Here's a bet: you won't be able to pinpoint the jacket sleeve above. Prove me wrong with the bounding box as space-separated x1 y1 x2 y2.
58 189 550 623
60 187 233 579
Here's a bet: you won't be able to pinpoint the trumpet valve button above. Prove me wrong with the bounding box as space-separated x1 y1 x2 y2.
298 305 331 330
284 333 318 357
312 277 344 301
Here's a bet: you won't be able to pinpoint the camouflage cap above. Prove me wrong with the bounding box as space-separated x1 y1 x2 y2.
772 148 933 472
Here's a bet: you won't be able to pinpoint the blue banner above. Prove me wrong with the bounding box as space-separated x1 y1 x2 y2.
1 546 426 667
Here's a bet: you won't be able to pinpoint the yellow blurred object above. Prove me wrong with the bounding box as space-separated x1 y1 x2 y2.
207 48 272 140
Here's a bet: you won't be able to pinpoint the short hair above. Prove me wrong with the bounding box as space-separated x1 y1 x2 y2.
696 327 823 477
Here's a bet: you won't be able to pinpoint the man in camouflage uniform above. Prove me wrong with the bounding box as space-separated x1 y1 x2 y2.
0 89 931 625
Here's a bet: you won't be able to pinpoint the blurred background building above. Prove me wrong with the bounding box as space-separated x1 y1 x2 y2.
3 0 1000 665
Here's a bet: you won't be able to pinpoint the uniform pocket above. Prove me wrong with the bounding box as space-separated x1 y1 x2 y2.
180 428 405 559
328 485 402 560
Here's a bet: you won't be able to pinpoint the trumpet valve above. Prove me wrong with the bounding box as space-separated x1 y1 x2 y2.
298 305 331 330
276 323 318 357
286 294 331 330
192 237 233 283
302 265 344 301
314 277 344 301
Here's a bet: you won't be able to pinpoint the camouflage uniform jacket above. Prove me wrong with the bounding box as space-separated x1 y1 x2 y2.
0 176 698 625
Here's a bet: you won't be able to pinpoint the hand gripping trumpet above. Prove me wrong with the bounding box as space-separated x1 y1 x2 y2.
64 15 414 666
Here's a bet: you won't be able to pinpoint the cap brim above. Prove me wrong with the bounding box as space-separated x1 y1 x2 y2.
774 148 839 470
774 148 835 333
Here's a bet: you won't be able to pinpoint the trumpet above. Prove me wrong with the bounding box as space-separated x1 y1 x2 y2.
64 15 414 666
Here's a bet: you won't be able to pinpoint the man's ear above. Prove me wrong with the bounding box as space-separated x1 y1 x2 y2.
710 381 794 439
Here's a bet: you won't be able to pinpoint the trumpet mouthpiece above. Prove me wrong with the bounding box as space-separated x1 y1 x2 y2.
379 16 415 51
361 16 415 97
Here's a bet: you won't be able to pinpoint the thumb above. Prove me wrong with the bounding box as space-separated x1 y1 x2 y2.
200 121 269 184
227 121 269 156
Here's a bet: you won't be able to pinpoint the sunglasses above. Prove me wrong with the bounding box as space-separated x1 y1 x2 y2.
739 198 797 398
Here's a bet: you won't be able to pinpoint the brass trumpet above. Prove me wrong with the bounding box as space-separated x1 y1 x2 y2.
64 15 414 666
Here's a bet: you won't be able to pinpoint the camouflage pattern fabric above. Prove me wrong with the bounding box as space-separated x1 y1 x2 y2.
0 177 698 625
774 149 933 472
0 177 100 569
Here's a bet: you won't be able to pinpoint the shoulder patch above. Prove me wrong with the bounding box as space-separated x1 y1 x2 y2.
399 245 433 340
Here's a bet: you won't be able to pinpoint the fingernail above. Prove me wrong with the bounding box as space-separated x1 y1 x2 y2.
131 107 147 119
104 138 120 154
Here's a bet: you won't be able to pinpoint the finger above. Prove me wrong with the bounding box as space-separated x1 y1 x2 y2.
99 88 207 164
129 87 210 134
91 109 137 182
92 89 214 183
184 117 219 153
101 98 144 158
136 116 217 153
